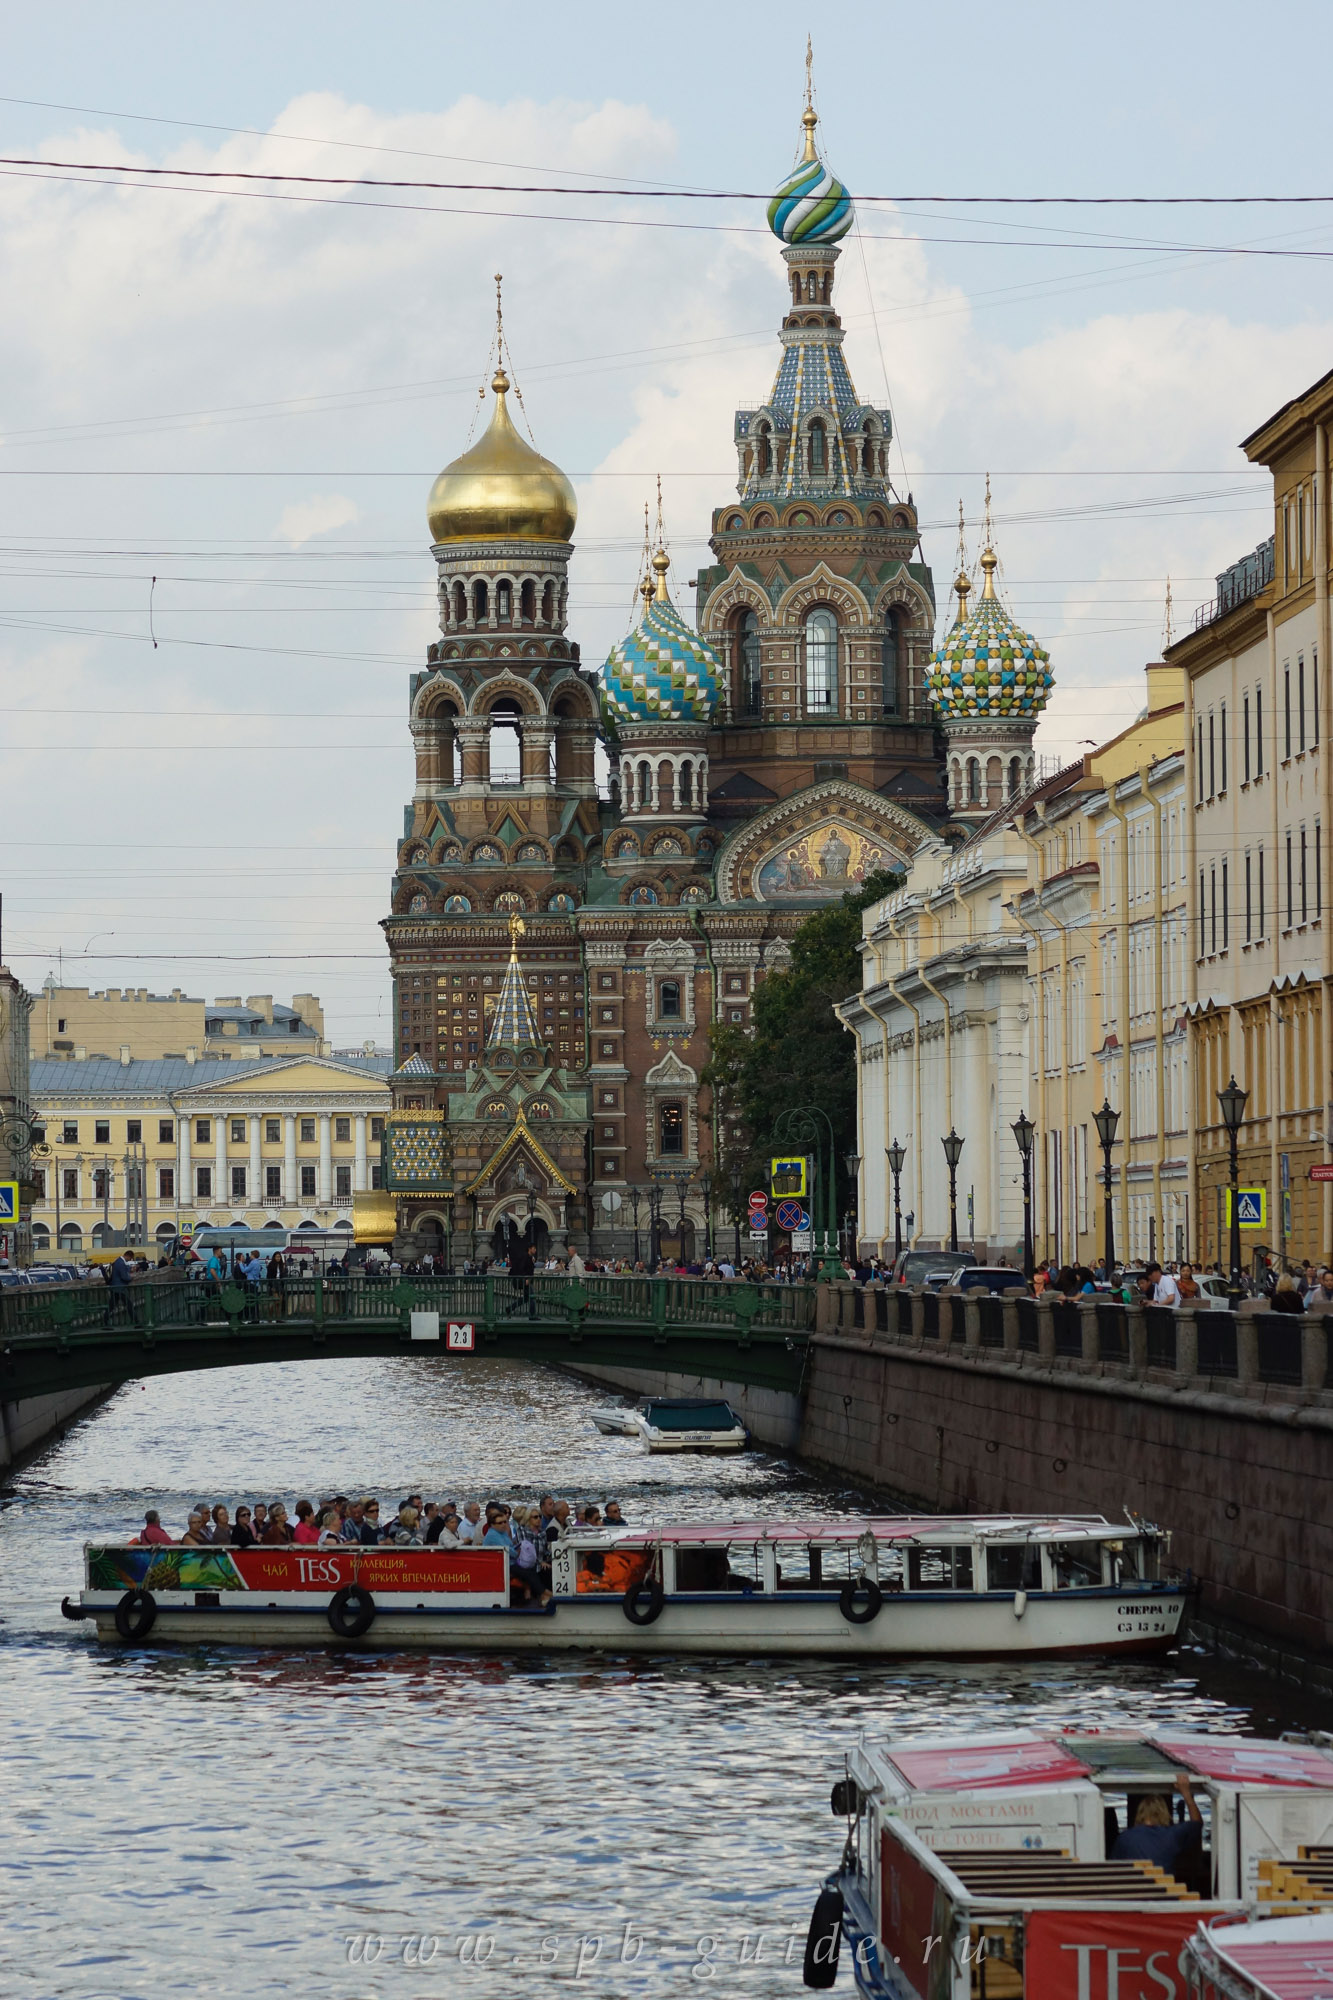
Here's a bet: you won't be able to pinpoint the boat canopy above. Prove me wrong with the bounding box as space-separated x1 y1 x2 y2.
642 1401 740 1431
873 1727 1333 1799
590 1513 1138 1550
1193 1913 1333 1999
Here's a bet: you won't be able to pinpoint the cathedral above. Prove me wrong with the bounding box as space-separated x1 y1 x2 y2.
378 99 1054 1263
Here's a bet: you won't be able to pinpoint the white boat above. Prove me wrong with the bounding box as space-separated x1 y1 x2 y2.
66 1512 1185 1656
1185 1911 1333 1999
800 1725 1333 1996
636 1397 748 1452
587 1407 642 1436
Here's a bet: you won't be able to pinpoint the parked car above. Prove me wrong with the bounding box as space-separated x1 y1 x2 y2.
891 1248 978 1286
937 1265 1029 1295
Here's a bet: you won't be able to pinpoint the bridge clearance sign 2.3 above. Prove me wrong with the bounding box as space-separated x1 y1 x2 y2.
409 1312 476 1349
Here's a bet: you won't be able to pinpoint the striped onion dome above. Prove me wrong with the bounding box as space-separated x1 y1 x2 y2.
767 109 853 246
601 551 721 728
925 549 1054 720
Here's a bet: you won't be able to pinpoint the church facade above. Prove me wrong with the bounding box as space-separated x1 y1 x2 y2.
380 105 957 1262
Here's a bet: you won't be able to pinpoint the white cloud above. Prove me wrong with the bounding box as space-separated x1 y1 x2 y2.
275 493 360 545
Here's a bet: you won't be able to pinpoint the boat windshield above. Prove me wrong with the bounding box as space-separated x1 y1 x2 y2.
1049 1540 1107 1589
985 1542 1043 1591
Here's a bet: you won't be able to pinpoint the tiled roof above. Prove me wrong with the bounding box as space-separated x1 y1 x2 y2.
31 1053 391 1094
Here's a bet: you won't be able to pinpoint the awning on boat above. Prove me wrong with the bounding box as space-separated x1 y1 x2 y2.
642 1402 741 1432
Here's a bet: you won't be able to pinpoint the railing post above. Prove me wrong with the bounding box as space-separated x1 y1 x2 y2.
313 1272 324 1329
1077 1297 1099 1365
1236 1297 1267 1385
961 1292 982 1351
483 1274 495 1335
1303 1299 1333 1391
1035 1296 1057 1365
1126 1300 1148 1377
652 1278 668 1338
1000 1291 1023 1354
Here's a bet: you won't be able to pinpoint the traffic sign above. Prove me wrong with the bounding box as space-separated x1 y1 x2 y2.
600 1191 623 1213
748 1228 768 1244
792 1231 814 1252
446 1321 476 1351
1311 1164 1333 1182
775 1198 804 1232
1226 1187 1267 1228
0 1181 17 1222
770 1156 807 1197
748 1190 768 1210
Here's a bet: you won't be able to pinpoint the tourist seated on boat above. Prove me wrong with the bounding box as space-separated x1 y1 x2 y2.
230 1507 257 1548
384 1505 422 1545
292 1501 319 1544
261 1503 293 1544
426 1509 462 1546
576 1546 651 1595
317 1508 344 1546
133 1509 173 1546
604 1501 625 1525
1111 1775 1202 1886
179 1512 209 1546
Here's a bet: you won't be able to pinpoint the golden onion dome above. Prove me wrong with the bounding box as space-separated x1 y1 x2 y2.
427 368 577 545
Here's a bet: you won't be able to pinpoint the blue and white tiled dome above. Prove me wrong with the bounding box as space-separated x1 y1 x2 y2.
925 549 1053 720
767 110 853 246
601 552 721 728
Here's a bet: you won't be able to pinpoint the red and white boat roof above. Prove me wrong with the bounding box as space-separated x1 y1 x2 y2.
597 1513 1136 1549
872 1728 1333 1798
1192 1914 1333 1999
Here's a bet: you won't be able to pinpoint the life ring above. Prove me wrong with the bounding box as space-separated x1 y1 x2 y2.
838 1577 883 1625
113 1588 157 1641
622 1577 665 1626
802 1884 844 1989
326 1585 376 1640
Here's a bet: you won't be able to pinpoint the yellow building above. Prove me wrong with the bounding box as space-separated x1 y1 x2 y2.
30 1052 390 1258
31 984 329 1063
1172 364 1332 1268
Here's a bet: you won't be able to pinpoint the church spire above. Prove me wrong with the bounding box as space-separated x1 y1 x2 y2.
486 912 543 1053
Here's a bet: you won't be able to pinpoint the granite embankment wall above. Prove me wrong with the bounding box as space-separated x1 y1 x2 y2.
1 1383 116 1473
800 1284 1333 1663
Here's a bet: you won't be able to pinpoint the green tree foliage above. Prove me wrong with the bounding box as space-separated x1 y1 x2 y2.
704 871 902 1213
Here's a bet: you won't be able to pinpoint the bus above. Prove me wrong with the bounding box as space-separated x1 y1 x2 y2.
162 1225 359 1274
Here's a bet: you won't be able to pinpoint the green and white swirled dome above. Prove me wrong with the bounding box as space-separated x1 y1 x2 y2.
767 109 853 246
601 551 721 728
925 549 1054 720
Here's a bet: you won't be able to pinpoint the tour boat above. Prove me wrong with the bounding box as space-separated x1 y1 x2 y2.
65 1512 1184 1656
1185 1912 1333 1999
800 1726 1333 1997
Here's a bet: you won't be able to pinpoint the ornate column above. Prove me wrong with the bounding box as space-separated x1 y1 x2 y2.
318 1113 332 1205
354 1114 368 1192
456 719 488 793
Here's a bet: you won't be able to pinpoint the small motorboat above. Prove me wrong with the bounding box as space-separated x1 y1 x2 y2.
587 1407 643 1437
800 1725 1333 1995
636 1398 748 1452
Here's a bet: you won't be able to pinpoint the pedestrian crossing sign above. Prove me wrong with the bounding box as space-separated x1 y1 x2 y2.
0 1181 17 1221
1226 1187 1267 1228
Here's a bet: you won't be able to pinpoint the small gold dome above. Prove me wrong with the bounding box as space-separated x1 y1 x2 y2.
427 368 576 545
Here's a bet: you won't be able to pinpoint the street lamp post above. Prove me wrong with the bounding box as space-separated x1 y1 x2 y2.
941 1129 964 1255
729 1167 742 1267
844 1149 861 1264
1011 1112 1035 1280
1092 1099 1120 1274
647 1183 663 1274
1217 1075 1249 1305
886 1140 906 1265
699 1170 714 1263
774 1104 843 1279
630 1185 642 1267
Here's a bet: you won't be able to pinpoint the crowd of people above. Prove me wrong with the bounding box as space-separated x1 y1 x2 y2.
131 1492 629 1603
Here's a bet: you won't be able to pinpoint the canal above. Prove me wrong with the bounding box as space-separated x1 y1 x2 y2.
3 1356 1330 1998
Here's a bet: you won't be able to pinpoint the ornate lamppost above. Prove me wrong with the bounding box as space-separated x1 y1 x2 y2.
629 1184 642 1268
844 1149 861 1263
1092 1098 1120 1275
647 1183 663 1274
885 1140 906 1265
1011 1111 1035 1280
729 1165 742 1266
1218 1075 1249 1306
699 1169 714 1263
941 1128 964 1255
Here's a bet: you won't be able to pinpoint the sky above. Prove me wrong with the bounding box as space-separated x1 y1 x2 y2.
2 0 1332 1041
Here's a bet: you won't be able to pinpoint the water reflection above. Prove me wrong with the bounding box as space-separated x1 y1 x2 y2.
2 1357 1329 1998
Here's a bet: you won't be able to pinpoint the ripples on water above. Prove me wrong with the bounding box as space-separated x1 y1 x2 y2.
3 1357 1329 1998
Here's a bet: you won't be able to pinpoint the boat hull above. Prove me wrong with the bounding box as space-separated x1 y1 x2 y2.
81 1585 1186 1656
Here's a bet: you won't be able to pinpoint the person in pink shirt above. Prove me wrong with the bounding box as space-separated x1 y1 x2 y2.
291 1500 320 1545
136 1509 173 1545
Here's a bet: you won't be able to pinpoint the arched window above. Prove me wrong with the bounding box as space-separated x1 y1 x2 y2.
472 579 489 625
862 423 876 477
755 424 771 478
882 607 904 713
637 759 652 810
496 580 512 622
452 581 467 626
804 607 838 715
806 271 817 302
679 760 693 808
740 609 762 715
541 580 554 623
659 1101 685 1155
520 579 536 623
966 758 981 804
1009 756 1023 800
489 699 523 785
809 421 827 476
659 980 681 1019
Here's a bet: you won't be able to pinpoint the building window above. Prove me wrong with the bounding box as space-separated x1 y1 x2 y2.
127 1120 141 1144
659 981 681 1019
195 1119 210 1144
1284 666 1292 758
158 1167 174 1200
265 1118 280 1143
370 1118 384 1142
1318 820 1324 920
1221 859 1229 950
1255 685 1264 776
804 607 838 714
196 1166 212 1198
740 610 761 717
335 1164 352 1199
1243 693 1251 782
1258 845 1266 937
1299 657 1307 751
370 1165 383 1190
1196 718 1204 802
62 1121 78 1144
1209 866 1217 954
659 1101 685 1155
1208 712 1215 798
1245 851 1252 942
1287 831 1294 929
31 1169 45 1200
62 1168 78 1200
230 1118 245 1143
808 419 827 475
1315 653 1321 746
967 758 981 804
300 1117 315 1143
93 1166 109 1201
334 1117 351 1143
882 608 903 711
265 1165 282 1200
300 1164 316 1198
1301 825 1309 923
231 1166 247 1199
94 1120 110 1144
1219 702 1227 792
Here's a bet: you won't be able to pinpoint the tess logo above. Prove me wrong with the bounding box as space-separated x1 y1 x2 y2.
294 1557 345 1585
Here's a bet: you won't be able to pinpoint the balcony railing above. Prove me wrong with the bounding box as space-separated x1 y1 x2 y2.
1193 536 1275 631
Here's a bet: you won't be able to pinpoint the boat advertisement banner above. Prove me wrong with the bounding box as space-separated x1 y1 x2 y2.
880 1834 953 2000
1026 1909 1204 1999
85 1544 507 1595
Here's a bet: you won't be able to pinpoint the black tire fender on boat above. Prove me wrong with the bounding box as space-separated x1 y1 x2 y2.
802 1884 844 1989
622 1577 665 1626
60 1596 92 1621
113 1588 157 1641
326 1585 376 1640
838 1577 883 1625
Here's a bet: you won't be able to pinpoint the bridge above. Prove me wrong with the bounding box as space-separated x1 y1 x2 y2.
0 1273 817 1405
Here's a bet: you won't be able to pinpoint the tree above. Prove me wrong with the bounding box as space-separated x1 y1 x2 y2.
704 871 903 1222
